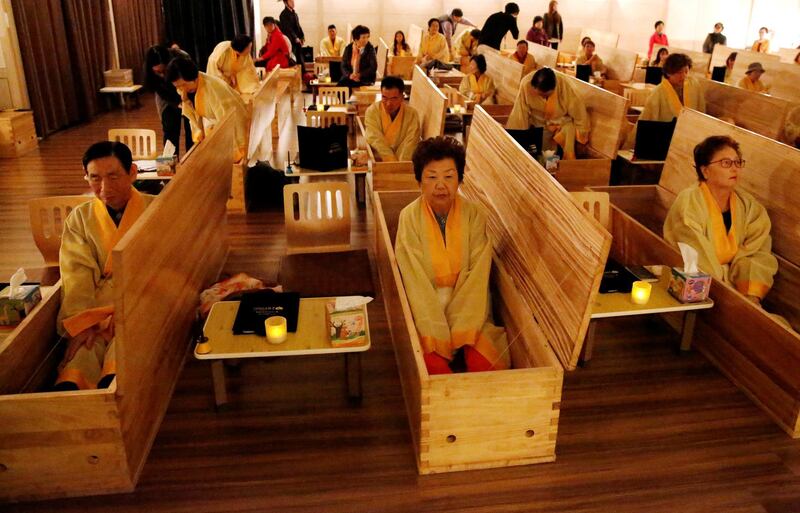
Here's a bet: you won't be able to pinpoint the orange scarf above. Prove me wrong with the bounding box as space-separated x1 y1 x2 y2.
195 75 207 119
699 182 738 265
422 196 463 288
380 102 405 148
661 77 690 117
90 188 147 277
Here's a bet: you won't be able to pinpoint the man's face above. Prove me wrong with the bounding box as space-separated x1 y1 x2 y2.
453 15 462 23
328 28 337 39
86 156 137 211
380 87 404 116
285 0 294 9
173 77 198 93
714 25 723 33
516 43 527 57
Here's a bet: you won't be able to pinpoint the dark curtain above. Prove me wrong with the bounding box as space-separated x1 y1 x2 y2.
113 0 165 84
162 0 254 70
11 0 113 136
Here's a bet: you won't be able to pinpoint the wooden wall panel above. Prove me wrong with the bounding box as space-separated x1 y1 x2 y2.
659 109 800 267
580 28 619 49
409 65 447 140
527 43 558 70
558 26 583 55
460 107 610 370
480 45 524 105
597 45 638 82
652 45 711 75
407 24 423 56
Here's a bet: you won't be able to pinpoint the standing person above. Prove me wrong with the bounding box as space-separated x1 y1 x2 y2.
509 40 537 76
143 45 193 156
438 8 476 53
258 17 290 70
320 24 345 57
702 22 727 54
751 27 770 53
479 3 520 50
206 35 260 95
542 1 563 42
648 20 669 61
279 0 305 67
417 18 451 72
526 16 550 47
339 25 378 88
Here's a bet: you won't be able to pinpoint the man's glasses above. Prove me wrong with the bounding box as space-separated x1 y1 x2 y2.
708 158 746 169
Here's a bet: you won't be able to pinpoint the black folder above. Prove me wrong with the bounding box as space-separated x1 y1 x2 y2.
576 64 592 82
297 124 349 171
634 119 677 161
711 66 726 82
645 66 663 85
232 290 300 335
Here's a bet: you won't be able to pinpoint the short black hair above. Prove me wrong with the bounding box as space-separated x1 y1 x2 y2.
166 56 199 82
663 53 692 77
231 34 252 52
328 24 336 30
517 39 529 47
352 25 370 40
144 45 171 70
759 26 768 32
471 54 487 73
714 22 724 29
412 136 466 182
505 2 520 15
533 15 543 24
655 20 664 29
380 75 405 93
693 135 741 181
726 51 738 64
470 29 481 38
82 141 133 173
452 8 463 17
583 39 595 48
531 67 556 92
428 18 439 28
263 16 277 25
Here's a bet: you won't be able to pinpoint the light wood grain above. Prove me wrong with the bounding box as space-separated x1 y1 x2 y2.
710 45 780 71
557 158 611 190
558 26 584 55
28 195 91 266
731 59 800 104
479 45 523 105
407 24 424 56
597 45 638 82
528 43 558 70
409 65 447 140
652 45 711 76
283 182 351 255
107 129 158 159
461 107 610 370
777 48 800 64
377 37 389 79
387 55 416 80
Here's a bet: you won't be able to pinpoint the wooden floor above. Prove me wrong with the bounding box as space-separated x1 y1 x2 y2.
3 97 800 512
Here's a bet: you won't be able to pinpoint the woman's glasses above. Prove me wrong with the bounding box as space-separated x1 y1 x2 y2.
708 158 746 169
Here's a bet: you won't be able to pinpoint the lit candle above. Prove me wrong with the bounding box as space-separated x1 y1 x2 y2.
630 281 652 305
265 316 287 344
316 103 325 111
323 76 331 83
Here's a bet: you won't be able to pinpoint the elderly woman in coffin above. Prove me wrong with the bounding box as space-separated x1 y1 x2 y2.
395 137 510 374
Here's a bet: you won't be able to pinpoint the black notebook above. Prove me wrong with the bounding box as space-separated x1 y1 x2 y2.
297 124 349 171
599 260 639 294
232 290 300 335
645 66 663 85
576 64 592 82
711 66 726 82
634 118 677 161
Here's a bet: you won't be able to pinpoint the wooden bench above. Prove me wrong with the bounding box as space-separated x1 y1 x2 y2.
590 109 800 438
0 115 234 502
374 106 609 474
699 77 799 145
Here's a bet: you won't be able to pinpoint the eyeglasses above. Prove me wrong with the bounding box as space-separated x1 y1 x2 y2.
708 158 746 169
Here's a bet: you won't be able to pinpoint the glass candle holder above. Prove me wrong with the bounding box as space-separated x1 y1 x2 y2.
265 316 287 344
631 281 652 305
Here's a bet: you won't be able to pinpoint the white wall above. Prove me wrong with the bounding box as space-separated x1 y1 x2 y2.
258 0 800 59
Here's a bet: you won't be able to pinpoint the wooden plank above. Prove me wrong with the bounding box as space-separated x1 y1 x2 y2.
731 59 800 104
699 77 798 144
479 45 524 105
407 24 424 56
377 37 389 79
710 45 780 71
652 45 711 75
113 113 233 485
527 43 558 70
556 70 629 159
659 109 800 267
597 45 638 82
557 158 611 190
461 107 611 370
409 65 447 140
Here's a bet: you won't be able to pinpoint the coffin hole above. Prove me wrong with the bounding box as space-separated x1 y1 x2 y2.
446 434 456 443
525 429 535 438
87 455 100 465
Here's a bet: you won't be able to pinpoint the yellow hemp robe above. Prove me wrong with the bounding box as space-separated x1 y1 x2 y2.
458 32 478 67
418 32 450 64
206 41 259 95
395 196 510 370
364 101 421 161
663 183 778 299
180 72 249 162
639 76 706 122
509 52 537 77
507 71 590 159
738 76 768 93
56 189 156 389
320 36 345 57
458 73 497 105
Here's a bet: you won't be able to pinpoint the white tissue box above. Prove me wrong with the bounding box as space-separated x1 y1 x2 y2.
0 285 41 326
667 267 711 303
326 301 367 348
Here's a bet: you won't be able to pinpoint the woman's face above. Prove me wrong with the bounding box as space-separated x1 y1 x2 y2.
658 49 669 62
667 65 689 87
656 23 664 34
759 28 768 38
356 33 370 48
395 32 403 44
468 59 479 74
420 158 460 214
702 146 741 191
429 21 440 35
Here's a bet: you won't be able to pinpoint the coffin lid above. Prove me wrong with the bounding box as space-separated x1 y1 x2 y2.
461 107 611 370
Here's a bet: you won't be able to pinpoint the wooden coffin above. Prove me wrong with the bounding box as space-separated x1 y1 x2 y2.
0 116 234 501
409 65 447 139
355 114 417 197
590 109 800 438
0 111 37 158
374 107 610 473
528 43 558 70
652 45 711 76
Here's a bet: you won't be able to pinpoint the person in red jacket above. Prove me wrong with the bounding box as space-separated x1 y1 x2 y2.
258 16 290 70
648 20 669 61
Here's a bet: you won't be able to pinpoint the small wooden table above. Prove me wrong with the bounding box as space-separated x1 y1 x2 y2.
197 298 371 408
581 270 714 364
100 85 143 109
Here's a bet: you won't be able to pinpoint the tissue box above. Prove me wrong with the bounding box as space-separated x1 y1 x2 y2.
0 285 42 326
667 267 711 303
103 69 134 87
326 301 367 348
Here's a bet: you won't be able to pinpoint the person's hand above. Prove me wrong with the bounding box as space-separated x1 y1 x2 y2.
64 328 98 363
351 72 360 81
746 295 761 305
295 37 302 44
